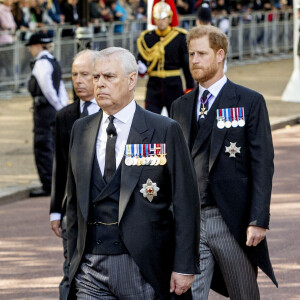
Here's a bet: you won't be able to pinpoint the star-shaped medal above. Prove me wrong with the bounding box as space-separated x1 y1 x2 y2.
199 107 208 119
225 142 241 158
140 178 160 202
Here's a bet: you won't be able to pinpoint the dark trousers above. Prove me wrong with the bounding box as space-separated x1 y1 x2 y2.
59 215 69 300
33 101 56 191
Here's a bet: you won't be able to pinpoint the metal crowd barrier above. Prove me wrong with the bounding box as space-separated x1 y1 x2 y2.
0 10 293 93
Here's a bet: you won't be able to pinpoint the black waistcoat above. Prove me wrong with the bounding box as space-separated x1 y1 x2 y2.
28 55 61 98
192 88 224 207
85 154 128 255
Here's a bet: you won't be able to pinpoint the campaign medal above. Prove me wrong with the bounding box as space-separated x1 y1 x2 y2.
140 178 160 202
231 108 238 128
225 142 241 158
238 107 245 127
159 143 167 165
224 108 231 128
136 144 142 166
153 144 160 166
149 144 156 165
144 144 151 165
125 144 133 166
217 109 225 129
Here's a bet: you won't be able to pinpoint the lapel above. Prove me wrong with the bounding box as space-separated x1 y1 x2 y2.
118 105 154 223
78 110 103 222
178 87 198 148
65 101 80 135
209 80 239 171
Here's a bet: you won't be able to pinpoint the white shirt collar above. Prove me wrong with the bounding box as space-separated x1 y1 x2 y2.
36 50 53 60
80 98 97 109
198 75 227 99
102 99 136 124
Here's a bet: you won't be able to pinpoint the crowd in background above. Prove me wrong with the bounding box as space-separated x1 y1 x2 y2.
0 0 294 45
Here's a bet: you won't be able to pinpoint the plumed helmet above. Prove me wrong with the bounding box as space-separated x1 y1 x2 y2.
153 1 172 20
151 0 179 26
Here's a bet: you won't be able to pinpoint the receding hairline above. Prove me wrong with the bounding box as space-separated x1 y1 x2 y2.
73 49 96 64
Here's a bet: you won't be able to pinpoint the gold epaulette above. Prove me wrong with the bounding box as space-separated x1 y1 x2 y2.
173 27 188 35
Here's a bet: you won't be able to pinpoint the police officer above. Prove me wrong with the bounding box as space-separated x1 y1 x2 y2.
26 32 68 197
137 0 194 115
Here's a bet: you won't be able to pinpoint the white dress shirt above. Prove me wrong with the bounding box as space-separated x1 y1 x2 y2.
32 50 69 111
196 75 227 121
80 98 100 115
96 100 136 175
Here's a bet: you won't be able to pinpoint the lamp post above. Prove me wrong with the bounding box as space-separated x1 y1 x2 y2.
282 0 300 102
76 0 93 51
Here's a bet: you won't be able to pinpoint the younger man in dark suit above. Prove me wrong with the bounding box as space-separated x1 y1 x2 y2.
170 26 277 299
66 47 200 299
50 49 99 300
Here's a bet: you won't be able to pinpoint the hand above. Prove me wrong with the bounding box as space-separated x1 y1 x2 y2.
51 220 62 238
170 272 194 295
246 225 266 247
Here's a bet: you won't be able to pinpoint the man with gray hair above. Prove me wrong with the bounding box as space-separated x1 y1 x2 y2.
50 49 99 300
66 47 200 299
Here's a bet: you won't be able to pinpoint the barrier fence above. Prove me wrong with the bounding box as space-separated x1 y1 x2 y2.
0 10 294 93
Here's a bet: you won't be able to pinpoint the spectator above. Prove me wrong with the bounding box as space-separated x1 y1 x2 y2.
0 0 17 45
0 0 16 78
61 0 79 37
106 0 127 33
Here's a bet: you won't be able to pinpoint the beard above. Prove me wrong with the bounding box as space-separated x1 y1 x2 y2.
190 62 219 85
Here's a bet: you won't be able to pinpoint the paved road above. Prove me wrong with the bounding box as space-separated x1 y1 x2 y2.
0 125 299 299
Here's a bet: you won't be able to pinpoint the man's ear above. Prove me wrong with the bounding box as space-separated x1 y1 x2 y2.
217 49 226 64
128 72 137 91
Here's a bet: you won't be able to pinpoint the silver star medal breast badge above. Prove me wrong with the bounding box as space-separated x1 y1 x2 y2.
140 178 160 202
225 142 241 158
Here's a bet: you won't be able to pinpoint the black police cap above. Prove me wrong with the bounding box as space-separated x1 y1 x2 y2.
25 32 52 46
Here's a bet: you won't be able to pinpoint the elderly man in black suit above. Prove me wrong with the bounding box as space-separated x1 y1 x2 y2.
50 49 99 300
170 26 278 299
66 47 200 299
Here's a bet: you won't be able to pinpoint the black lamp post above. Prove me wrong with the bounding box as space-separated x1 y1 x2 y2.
76 0 93 51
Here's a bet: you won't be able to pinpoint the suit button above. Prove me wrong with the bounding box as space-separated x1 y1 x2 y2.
97 240 102 245
114 241 120 245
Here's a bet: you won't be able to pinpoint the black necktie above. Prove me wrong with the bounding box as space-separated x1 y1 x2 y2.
104 116 117 182
198 90 210 127
80 101 92 118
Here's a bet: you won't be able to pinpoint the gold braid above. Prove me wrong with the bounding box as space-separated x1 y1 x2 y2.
137 28 180 74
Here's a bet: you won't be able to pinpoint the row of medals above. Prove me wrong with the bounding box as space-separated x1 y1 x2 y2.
217 117 245 129
125 155 167 166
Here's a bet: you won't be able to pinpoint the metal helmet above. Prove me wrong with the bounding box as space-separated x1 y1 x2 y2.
152 1 173 20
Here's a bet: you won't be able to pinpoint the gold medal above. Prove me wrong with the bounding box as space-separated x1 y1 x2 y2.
159 156 167 165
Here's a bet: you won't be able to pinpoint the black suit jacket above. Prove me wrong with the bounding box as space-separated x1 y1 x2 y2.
50 100 80 216
66 104 200 300
171 80 278 295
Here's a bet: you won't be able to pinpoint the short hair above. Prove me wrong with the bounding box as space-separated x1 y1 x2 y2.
73 49 96 64
94 47 138 76
186 26 228 56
